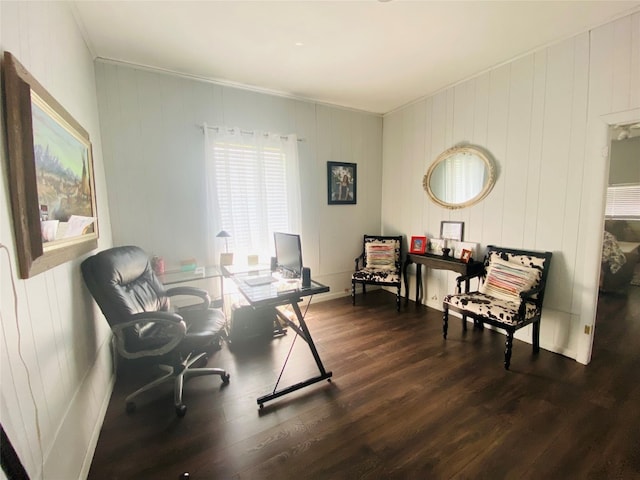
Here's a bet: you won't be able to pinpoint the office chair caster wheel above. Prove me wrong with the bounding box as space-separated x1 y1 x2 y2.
176 404 187 417
221 373 230 384
126 402 136 414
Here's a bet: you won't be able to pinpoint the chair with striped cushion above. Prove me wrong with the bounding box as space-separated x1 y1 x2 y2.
442 245 552 369
352 235 403 311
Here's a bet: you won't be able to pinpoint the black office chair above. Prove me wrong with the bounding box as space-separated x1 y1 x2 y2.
81 245 229 417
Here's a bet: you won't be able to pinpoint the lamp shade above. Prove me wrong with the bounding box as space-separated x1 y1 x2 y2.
216 230 231 254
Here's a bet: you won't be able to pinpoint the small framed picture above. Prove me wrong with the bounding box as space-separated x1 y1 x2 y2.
440 221 464 242
327 161 357 205
429 238 446 255
410 236 427 254
460 249 472 263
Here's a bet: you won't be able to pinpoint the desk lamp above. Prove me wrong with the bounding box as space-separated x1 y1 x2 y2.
216 230 233 266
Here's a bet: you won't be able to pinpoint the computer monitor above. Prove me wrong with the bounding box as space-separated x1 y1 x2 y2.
274 232 303 278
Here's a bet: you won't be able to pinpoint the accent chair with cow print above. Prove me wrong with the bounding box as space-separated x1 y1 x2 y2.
443 245 552 369
352 235 403 311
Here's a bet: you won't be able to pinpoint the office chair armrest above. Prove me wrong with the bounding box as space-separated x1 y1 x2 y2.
112 311 187 360
166 286 211 309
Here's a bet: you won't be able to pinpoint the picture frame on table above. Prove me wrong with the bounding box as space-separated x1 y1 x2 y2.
460 249 473 263
440 221 464 242
3 52 99 278
327 161 357 205
409 236 427 254
451 241 478 260
428 238 446 255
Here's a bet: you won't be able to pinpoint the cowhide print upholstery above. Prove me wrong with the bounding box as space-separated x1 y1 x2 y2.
352 235 403 311
443 292 539 326
351 269 401 284
484 251 547 272
444 248 548 317
442 245 553 369
353 237 401 285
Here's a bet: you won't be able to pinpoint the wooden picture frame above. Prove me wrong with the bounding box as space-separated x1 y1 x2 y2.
3 52 98 278
410 236 427 254
460 248 472 263
440 221 464 242
327 161 357 205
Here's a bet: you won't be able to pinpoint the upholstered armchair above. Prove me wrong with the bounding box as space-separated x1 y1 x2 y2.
352 235 403 311
81 245 229 417
442 245 552 369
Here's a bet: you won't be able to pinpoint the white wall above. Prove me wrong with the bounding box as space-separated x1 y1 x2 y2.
383 11 640 364
0 2 114 479
94 62 383 298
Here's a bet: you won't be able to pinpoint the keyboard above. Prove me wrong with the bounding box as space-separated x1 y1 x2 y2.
244 275 277 287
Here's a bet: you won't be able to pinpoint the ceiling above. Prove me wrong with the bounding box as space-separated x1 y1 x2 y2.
71 1 640 115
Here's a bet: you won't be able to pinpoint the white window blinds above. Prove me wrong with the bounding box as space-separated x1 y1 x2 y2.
605 184 640 218
204 126 301 262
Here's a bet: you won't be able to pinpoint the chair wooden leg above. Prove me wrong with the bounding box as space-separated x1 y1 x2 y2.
396 286 401 312
462 315 467 331
532 320 540 353
352 281 356 305
504 331 514 370
443 307 449 339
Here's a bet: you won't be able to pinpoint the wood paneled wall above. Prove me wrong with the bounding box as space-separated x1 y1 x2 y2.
0 2 115 479
382 12 640 364
94 63 383 298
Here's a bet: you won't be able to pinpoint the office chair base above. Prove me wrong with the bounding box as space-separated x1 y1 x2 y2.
124 352 229 416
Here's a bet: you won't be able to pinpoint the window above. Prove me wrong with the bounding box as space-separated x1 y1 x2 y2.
204 126 301 262
605 184 640 219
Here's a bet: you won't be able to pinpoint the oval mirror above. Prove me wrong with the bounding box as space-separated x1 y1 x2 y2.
423 145 496 209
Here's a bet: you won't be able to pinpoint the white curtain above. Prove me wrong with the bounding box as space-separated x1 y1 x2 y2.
204 124 301 264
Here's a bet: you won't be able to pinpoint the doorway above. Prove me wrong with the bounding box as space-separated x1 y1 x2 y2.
595 122 640 350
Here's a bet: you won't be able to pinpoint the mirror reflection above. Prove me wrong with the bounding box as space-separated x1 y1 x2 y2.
423 145 496 209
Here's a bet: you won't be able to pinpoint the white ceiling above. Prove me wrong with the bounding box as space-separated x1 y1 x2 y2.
71 1 640 114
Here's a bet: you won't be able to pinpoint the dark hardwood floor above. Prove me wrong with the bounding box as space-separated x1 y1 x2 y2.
89 287 640 479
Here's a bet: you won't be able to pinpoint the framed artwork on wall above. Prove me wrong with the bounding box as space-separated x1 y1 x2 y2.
3 51 99 278
410 236 427 254
327 161 357 205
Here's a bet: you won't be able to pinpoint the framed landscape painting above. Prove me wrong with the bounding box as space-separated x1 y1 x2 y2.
3 51 98 278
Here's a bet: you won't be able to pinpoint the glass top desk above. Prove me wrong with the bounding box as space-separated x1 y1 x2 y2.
158 266 223 285
228 270 332 409
157 266 224 308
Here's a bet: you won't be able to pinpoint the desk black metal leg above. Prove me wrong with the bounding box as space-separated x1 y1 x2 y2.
257 300 332 408
291 302 329 376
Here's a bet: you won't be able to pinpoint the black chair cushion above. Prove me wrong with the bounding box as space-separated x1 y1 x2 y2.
180 308 226 352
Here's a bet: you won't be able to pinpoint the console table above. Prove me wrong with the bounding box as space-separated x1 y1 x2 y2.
403 253 482 305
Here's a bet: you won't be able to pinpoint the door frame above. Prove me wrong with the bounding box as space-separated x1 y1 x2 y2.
577 107 640 365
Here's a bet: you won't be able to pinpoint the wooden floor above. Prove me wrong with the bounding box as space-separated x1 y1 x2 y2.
89 288 640 479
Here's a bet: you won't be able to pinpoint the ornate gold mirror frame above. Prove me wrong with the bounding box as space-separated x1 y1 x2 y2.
423 145 496 209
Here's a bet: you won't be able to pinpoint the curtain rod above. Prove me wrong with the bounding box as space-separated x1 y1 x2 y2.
199 124 305 142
